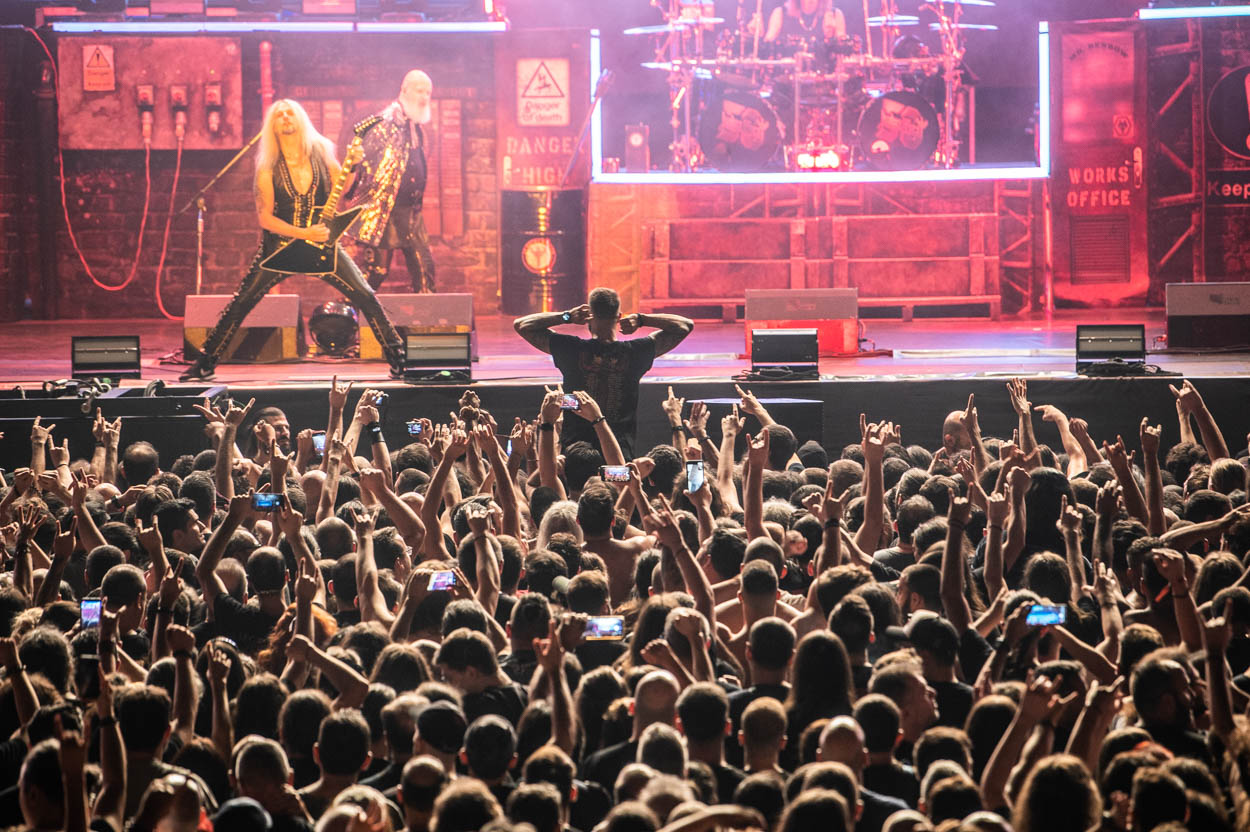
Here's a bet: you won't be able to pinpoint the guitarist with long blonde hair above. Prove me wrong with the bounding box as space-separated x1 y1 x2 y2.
181 98 405 381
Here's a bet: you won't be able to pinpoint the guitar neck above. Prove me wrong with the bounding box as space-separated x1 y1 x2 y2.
321 140 359 218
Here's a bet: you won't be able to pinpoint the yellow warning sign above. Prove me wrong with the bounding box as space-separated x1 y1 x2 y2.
82 44 115 93
516 58 569 127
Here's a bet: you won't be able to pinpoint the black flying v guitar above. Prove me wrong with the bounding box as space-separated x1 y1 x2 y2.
260 115 381 275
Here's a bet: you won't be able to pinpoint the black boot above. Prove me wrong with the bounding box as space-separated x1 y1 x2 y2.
179 355 216 382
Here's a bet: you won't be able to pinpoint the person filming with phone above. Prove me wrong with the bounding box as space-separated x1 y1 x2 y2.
514 287 693 458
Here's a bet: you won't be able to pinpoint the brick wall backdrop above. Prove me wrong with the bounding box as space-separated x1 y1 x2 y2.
39 31 500 320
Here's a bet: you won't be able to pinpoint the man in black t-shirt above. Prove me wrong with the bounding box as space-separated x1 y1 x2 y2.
513 288 693 458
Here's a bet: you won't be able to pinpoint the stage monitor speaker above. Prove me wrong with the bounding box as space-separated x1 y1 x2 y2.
625 124 650 172
302 0 356 12
1166 282 1250 349
1075 323 1145 373
72 336 141 382
149 0 206 13
750 328 819 378
183 294 303 363
359 293 478 361
744 288 858 357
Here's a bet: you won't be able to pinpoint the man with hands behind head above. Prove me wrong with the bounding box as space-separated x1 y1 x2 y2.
513 287 693 457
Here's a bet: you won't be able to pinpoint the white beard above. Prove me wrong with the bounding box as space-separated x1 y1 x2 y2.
402 100 432 125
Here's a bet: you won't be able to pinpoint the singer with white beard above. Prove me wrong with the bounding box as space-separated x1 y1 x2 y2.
347 70 438 293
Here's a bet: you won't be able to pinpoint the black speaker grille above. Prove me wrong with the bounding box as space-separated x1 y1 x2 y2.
1070 215 1130 284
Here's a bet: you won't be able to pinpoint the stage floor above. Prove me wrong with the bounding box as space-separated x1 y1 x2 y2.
0 307 1244 389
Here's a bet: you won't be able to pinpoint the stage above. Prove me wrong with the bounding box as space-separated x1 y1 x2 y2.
1 308 1247 466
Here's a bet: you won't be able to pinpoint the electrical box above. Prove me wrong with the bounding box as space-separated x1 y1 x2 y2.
57 36 244 151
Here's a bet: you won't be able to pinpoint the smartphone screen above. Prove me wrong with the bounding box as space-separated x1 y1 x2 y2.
1026 604 1066 627
601 465 630 483
560 394 580 410
312 432 326 453
584 615 625 641
428 571 457 591
686 460 705 493
80 599 102 629
252 492 282 512
407 420 423 435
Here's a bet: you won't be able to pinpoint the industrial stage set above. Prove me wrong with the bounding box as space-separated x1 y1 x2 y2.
0 0 1248 459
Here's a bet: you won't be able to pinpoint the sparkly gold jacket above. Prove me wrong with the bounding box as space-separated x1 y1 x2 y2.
349 101 418 248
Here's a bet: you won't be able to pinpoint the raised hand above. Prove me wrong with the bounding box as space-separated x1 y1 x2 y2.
253 420 277 455
684 400 709 438
30 415 55 447
735 384 766 419
350 506 379 537
986 491 1009 527
1139 418 1161 459
618 313 641 335
165 623 196 655
540 387 565 424
1203 615 1232 654
670 607 706 644
533 618 566 676
572 391 604 423
1019 675 1062 723
48 438 71 469
949 493 972 528
721 403 745 437
1033 403 1069 425
1102 436 1135 470
803 474 847 526
958 393 979 435
224 397 256 428
15 503 44 542
642 495 684 551
444 428 470 461
463 501 491 535
1169 379 1205 414
746 430 770 468
159 560 184 608
208 646 232 690
1057 495 1082 534
1095 481 1121 518
328 375 354 412
1007 377 1030 415
1152 549 1188 586
662 386 685 426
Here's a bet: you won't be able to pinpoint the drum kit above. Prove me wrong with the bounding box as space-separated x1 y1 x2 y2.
624 0 997 172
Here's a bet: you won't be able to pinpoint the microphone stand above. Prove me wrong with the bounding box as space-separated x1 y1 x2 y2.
177 128 262 297
560 70 614 187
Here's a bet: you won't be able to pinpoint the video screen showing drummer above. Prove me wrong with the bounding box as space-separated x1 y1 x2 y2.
760 0 849 68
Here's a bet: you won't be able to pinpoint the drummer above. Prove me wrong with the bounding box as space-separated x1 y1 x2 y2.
764 0 846 46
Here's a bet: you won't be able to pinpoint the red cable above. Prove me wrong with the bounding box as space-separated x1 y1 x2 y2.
154 139 184 320
24 26 154 293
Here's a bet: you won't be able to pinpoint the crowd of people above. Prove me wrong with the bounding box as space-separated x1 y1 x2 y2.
1 360 1249 832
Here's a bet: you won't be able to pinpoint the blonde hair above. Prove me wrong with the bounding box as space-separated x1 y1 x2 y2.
255 98 336 179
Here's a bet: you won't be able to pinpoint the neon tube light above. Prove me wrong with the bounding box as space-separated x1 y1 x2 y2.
591 22 1053 183
1139 5 1250 19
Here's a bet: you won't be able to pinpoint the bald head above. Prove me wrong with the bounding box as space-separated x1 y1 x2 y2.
399 70 433 124
819 716 868 774
633 670 680 736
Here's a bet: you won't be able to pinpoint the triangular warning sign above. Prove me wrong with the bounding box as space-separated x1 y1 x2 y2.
520 62 565 99
86 47 110 68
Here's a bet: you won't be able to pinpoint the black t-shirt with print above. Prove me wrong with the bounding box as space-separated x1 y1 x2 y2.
548 333 656 458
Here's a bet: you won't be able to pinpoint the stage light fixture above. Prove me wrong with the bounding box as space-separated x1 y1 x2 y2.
749 328 819 380
309 302 359 356
72 336 141 383
1075 324 1146 376
402 332 472 383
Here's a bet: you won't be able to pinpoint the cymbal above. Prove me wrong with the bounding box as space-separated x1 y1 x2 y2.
867 15 921 27
623 22 694 35
929 22 999 30
640 59 720 70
